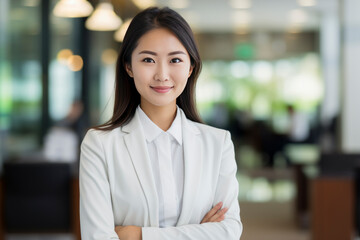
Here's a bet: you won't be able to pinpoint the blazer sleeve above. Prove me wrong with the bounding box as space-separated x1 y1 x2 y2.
79 130 120 240
142 131 243 239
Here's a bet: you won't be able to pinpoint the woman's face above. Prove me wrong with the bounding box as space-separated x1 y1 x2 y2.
126 28 193 110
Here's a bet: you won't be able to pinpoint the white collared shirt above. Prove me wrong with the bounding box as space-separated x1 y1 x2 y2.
137 106 184 227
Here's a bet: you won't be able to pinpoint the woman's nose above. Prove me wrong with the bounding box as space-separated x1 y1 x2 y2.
154 62 169 81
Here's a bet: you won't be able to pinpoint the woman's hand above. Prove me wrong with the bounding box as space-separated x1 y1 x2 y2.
115 225 142 240
114 202 227 238
201 202 228 223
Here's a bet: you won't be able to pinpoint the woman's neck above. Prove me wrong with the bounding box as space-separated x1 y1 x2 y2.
140 102 177 131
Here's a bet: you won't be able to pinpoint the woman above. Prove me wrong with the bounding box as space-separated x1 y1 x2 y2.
80 7 242 240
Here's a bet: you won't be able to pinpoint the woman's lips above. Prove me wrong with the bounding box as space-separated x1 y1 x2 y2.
151 86 173 93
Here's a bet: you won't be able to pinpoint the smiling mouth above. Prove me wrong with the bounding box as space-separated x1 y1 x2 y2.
151 86 173 93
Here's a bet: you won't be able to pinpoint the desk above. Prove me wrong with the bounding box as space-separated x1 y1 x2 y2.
0 179 3 240
72 178 80 240
311 177 355 240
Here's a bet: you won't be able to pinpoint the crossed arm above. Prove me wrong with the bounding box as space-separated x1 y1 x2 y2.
80 130 242 240
115 202 228 240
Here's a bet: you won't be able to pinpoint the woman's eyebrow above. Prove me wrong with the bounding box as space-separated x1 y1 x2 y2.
139 50 157 55
168 51 186 56
138 50 186 56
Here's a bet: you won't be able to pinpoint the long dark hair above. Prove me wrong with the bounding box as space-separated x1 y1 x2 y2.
95 7 202 131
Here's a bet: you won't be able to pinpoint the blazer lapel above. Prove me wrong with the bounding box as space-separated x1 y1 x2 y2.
177 111 203 226
122 112 159 227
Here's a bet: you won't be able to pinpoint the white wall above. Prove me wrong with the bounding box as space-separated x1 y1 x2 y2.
341 0 360 152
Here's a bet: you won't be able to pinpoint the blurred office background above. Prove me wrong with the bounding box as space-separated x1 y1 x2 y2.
0 0 360 239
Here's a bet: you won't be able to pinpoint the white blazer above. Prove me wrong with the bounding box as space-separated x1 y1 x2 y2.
79 108 243 240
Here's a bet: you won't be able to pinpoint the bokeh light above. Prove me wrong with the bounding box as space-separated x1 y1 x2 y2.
67 55 83 71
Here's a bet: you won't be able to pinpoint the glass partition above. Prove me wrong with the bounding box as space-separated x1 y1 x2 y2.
0 0 42 164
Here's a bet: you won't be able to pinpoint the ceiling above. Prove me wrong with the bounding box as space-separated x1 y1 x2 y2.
152 0 339 32
7 0 339 34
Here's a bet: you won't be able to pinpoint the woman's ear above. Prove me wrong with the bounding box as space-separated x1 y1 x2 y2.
125 64 134 78
188 65 194 78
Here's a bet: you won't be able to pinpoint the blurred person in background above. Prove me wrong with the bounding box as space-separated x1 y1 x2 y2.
43 100 87 162
286 105 310 143
79 7 242 240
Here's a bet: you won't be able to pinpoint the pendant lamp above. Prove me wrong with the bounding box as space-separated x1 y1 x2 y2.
114 18 132 42
53 0 93 18
85 2 122 31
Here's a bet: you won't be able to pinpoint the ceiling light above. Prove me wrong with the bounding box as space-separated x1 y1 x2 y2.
289 9 307 24
114 18 132 42
101 49 118 65
229 0 251 9
57 49 73 65
85 2 122 31
132 0 156 9
53 0 93 18
67 55 83 71
232 11 252 27
297 0 316 7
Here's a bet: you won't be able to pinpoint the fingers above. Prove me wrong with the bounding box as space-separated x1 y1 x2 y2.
201 202 223 223
201 202 228 223
208 206 228 222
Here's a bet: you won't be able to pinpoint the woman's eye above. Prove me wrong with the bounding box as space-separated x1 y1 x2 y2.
143 58 155 63
170 58 182 63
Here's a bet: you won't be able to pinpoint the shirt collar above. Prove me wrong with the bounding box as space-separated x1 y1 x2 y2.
167 107 182 145
137 105 182 145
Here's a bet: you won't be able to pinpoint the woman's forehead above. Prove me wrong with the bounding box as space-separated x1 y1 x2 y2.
134 28 188 54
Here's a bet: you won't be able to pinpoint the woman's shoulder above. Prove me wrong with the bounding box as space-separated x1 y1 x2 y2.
82 127 125 144
178 109 226 135
188 120 229 138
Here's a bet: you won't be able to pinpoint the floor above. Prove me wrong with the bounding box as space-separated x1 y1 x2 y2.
6 235 74 240
240 200 310 240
